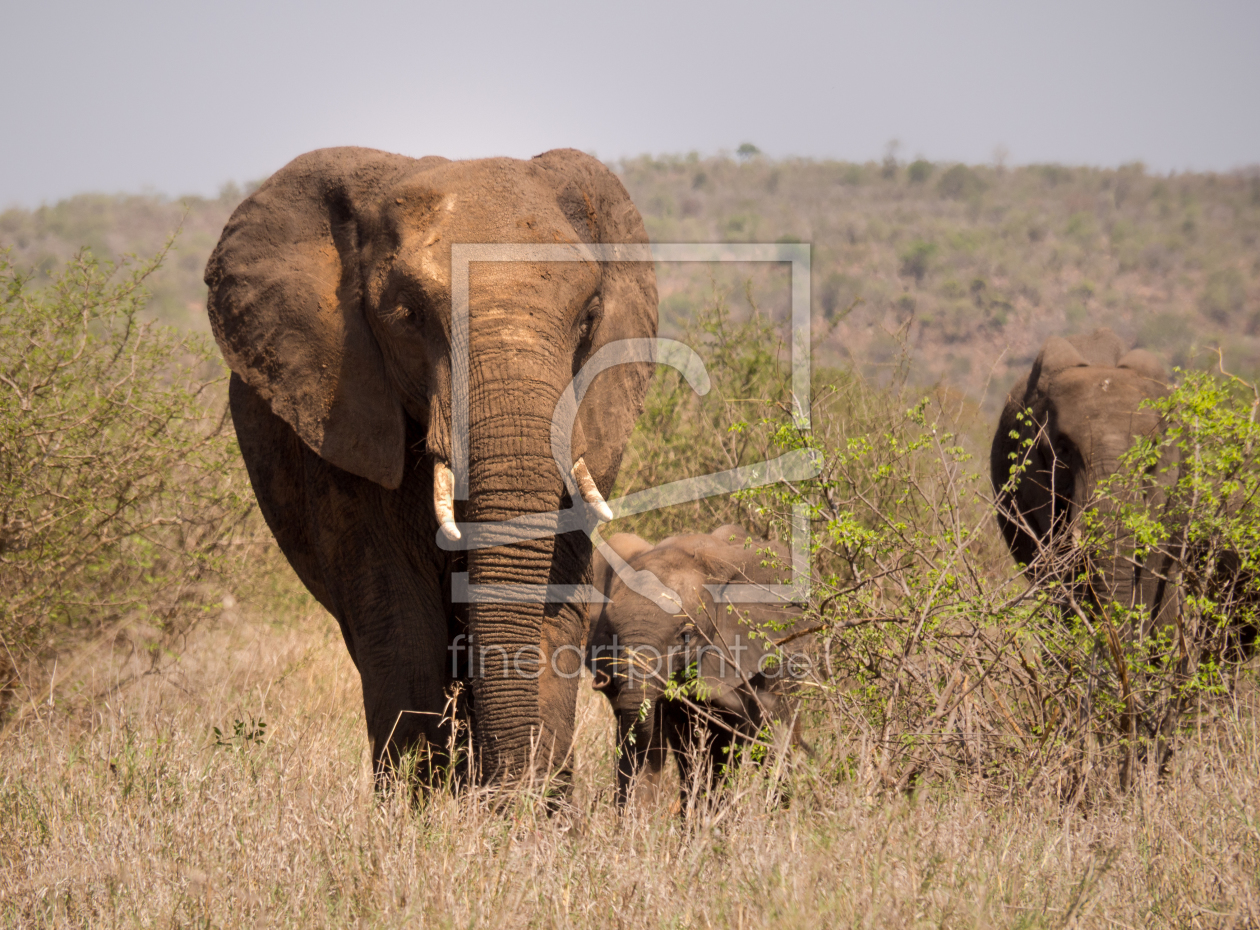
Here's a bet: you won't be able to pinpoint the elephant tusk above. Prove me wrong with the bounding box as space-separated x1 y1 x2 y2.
434 460 461 541
572 458 614 522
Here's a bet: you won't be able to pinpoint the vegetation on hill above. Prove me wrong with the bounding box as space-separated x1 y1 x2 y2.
3 158 1257 405
619 154 1260 404
0 186 244 330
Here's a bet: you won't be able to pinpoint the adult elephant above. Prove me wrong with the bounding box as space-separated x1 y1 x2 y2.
990 328 1179 629
205 147 657 784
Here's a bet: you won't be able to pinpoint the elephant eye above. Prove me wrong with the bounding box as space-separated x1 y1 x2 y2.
381 301 418 325
577 294 603 343
385 294 427 327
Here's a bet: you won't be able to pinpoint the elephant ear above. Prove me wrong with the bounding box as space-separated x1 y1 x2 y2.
531 149 659 495
1117 348 1168 383
696 576 804 714
695 541 789 588
991 385 1043 568
1037 336 1088 376
1030 336 1089 395
205 147 422 489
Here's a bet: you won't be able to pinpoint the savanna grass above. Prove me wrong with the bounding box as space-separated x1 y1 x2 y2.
0 587 1256 928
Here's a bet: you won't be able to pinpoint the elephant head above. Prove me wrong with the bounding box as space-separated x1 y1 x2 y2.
587 527 804 806
990 328 1179 627
589 533 652 610
206 147 657 781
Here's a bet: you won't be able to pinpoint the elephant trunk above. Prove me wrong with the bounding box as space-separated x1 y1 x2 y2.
462 362 588 783
615 701 658 804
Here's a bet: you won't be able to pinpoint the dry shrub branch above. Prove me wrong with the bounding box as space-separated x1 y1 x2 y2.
615 286 1259 802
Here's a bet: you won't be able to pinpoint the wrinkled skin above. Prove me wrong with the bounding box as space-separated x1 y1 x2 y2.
587 532 652 625
206 147 657 785
990 328 1180 631
587 527 804 807
584 527 753 632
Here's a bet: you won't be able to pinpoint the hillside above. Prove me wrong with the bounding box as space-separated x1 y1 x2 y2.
0 186 244 329
3 159 1258 404
622 155 1260 405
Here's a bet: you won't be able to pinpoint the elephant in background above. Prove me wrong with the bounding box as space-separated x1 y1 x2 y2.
206 146 658 784
990 328 1180 629
587 526 807 808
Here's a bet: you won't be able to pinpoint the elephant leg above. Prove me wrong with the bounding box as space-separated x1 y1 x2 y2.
301 453 455 785
230 375 454 786
615 702 670 808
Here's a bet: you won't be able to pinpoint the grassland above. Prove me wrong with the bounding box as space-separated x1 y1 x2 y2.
1 578 1256 927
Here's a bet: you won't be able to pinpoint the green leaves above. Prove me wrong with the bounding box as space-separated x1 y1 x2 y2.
0 246 253 691
212 715 267 750
614 280 1259 794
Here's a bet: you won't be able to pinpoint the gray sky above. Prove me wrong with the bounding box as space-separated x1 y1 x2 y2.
3 0 1257 208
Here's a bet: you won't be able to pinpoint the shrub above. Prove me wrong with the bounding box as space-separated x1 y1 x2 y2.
616 291 1260 798
1138 312 1193 356
785 362 1258 796
907 159 934 184
612 286 791 541
818 272 862 320
898 240 937 284
938 165 986 200
1078 370 1260 785
1200 268 1248 323
722 213 760 240
1065 212 1096 244
0 248 253 712
1038 164 1074 187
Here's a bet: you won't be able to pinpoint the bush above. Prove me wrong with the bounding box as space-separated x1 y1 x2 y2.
722 213 760 241
818 272 862 320
898 240 937 284
1076 370 1260 785
1200 268 1248 323
938 164 986 200
0 248 253 713
616 291 1260 799
907 159 934 184
612 286 791 540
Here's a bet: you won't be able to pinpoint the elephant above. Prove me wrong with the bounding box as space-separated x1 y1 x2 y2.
585 526 756 629
205 146 658 786
588 532 652 620
586 527 806 808
990 328 1181 630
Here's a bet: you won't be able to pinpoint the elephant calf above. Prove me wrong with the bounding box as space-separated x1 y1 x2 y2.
587 526 808 808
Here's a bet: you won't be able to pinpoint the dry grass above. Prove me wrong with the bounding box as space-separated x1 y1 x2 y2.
1 579 1257 929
